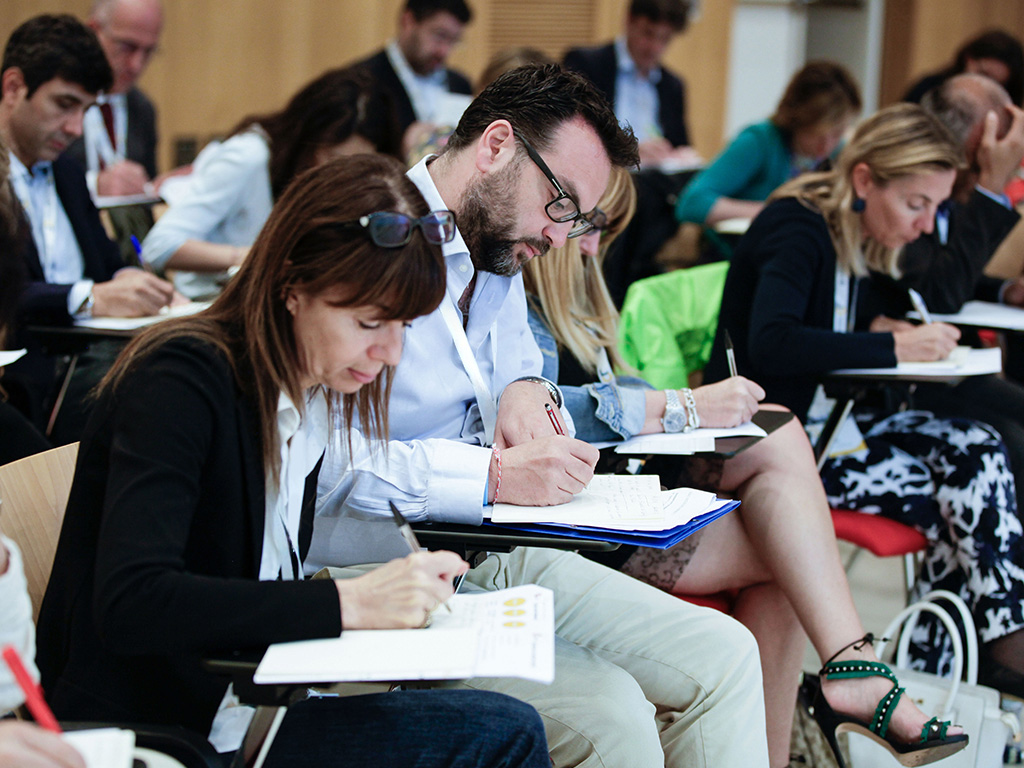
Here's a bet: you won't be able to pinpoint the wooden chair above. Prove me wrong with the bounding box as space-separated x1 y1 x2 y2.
0 442 78 621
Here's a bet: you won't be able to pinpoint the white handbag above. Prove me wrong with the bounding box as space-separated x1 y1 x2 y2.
846 590 1021 768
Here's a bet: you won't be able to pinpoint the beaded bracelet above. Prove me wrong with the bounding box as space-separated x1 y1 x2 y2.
681 387 701 432
491 445 502 503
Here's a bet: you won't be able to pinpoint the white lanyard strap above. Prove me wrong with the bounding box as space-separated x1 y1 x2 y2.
833 266 853 333
439 294 498 446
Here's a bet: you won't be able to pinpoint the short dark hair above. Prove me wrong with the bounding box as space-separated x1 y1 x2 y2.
445 63 639 169
405 0 473 24
628 0 690 32
954 29 1024 107
1 14 112 98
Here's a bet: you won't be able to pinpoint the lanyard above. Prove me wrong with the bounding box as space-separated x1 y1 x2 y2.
833 265 856 333
439 291 499 446
9 163 59 278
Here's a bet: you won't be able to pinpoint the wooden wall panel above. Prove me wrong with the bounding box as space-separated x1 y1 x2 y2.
881 0 1024 106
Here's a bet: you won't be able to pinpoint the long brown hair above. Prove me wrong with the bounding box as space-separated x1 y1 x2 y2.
101 154 446 482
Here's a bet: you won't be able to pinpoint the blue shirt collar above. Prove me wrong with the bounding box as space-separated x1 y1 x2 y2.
614 36 662 84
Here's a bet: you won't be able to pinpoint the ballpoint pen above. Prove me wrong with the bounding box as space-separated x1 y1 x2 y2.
389 501 452 613
724 329 738 378
129 234 151 272
545 402 565 435
908 288 933 324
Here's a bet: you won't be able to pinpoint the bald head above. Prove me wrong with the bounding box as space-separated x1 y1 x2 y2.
922 73 1011 154
88 0 163 94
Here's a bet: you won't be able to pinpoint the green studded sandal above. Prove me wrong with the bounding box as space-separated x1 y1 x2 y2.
806 635 969 768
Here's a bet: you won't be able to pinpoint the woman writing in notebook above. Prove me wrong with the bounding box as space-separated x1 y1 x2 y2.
523 166 966 768
35 155 549 767
704 103 1024 710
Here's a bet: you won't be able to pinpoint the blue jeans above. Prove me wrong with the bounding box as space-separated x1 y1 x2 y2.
259 689 549 767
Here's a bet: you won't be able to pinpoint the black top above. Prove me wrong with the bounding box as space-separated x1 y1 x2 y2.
36 337 341 733
705 197 896 420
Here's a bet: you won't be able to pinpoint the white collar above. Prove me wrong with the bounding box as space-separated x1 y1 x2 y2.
406 156 470 263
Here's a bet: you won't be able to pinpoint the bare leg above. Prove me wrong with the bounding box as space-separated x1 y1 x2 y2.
625 407 951 747
732 583 805 767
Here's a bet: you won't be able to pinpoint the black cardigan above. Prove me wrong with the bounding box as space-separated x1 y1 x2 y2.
36 337 341 733
705 197 896 420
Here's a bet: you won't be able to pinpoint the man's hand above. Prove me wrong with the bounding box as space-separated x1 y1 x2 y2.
637 137 675 167
489 436 598 506
0 721 85 768
494 380 561 449
691 376 764 428
869 314 916 333
1004 277 1024 307
335 551 467 630
92 267 175 317
95 160 150 197
976 106 1024 194
893 322 960 362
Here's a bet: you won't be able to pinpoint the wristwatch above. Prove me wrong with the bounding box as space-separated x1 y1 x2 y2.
661 389 688 433
512 375 563 408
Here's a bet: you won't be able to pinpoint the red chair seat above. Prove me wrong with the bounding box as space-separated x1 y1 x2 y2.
830 509 927 557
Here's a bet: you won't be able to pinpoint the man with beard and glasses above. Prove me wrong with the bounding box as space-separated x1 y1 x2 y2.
309 64 770 768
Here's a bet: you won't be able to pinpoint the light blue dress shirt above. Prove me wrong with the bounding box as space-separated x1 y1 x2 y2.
613 36 663 143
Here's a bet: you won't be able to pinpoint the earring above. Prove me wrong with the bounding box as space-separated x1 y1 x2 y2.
851 197 866 213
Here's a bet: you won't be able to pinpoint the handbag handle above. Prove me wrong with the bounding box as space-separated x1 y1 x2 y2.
896 590 978 685
875 601 964 718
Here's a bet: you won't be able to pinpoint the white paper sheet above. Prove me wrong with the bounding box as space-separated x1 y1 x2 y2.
255 585 554 685
831 347 1002 378
612 421 766 455
921 300 1024 332
489 475 663 525
75 301 212 331
64 728 135 768
0 349 26 367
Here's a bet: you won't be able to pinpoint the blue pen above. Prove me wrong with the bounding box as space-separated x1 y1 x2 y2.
129 234 149 271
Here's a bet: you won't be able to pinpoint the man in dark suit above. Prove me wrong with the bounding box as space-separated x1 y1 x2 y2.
353 0 473 154
564 0 692 167
65 0 162 199
0 14 176 436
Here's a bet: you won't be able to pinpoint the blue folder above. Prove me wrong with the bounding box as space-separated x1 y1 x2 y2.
482 499 740 549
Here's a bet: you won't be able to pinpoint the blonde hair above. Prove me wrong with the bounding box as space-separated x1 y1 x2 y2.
522 167 636 374
771 102 963 277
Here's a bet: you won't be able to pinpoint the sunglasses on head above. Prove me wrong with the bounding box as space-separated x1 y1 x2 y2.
336 210 457 248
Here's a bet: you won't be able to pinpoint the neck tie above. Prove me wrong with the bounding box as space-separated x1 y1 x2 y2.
99 102 117 151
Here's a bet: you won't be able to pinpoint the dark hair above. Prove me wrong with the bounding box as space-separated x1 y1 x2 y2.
475 47 553 95
445 63 639 169
405 0 473 24
954 29 1024 106
628 0 690 32
230 67 401 199
1 14 112 97
102 154 446 480
772 61 861 134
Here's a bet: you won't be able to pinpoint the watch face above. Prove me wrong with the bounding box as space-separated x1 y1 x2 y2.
663 409 687 433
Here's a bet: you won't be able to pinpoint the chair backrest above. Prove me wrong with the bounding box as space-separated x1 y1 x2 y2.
0 442 78 620
618 261 729 389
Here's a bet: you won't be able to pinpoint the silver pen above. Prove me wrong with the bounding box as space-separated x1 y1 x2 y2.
389 501 452 613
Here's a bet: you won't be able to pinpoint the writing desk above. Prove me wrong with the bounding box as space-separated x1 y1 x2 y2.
921 300 1024 333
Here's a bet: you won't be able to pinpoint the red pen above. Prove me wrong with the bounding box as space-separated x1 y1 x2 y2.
545 402 565 436
2 644 61 732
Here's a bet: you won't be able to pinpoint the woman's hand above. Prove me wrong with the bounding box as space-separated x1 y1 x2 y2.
892 322 960 362
0 721 85 768
335 551 468 630
869 314 915 333
691 377 765 428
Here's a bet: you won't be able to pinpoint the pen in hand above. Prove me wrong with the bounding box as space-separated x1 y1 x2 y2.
3 644 61 733
724 329 738 378
545 402 565 436
389 501 452 613
908 288 932 324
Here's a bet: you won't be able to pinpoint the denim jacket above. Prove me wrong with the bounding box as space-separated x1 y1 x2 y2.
526 302 651 443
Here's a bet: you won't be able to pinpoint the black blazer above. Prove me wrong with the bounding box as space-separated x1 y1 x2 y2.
353 49 472 137
864 190 1021 317
65 87 159 179
36 338 341 733
563 42 690 148
705 198 896 420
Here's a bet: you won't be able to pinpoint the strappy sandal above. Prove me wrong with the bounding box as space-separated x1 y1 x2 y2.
805 634 968 768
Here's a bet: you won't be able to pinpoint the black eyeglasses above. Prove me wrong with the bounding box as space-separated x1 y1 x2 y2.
586 207 609 233
336 210 456 248
518 134 595 239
